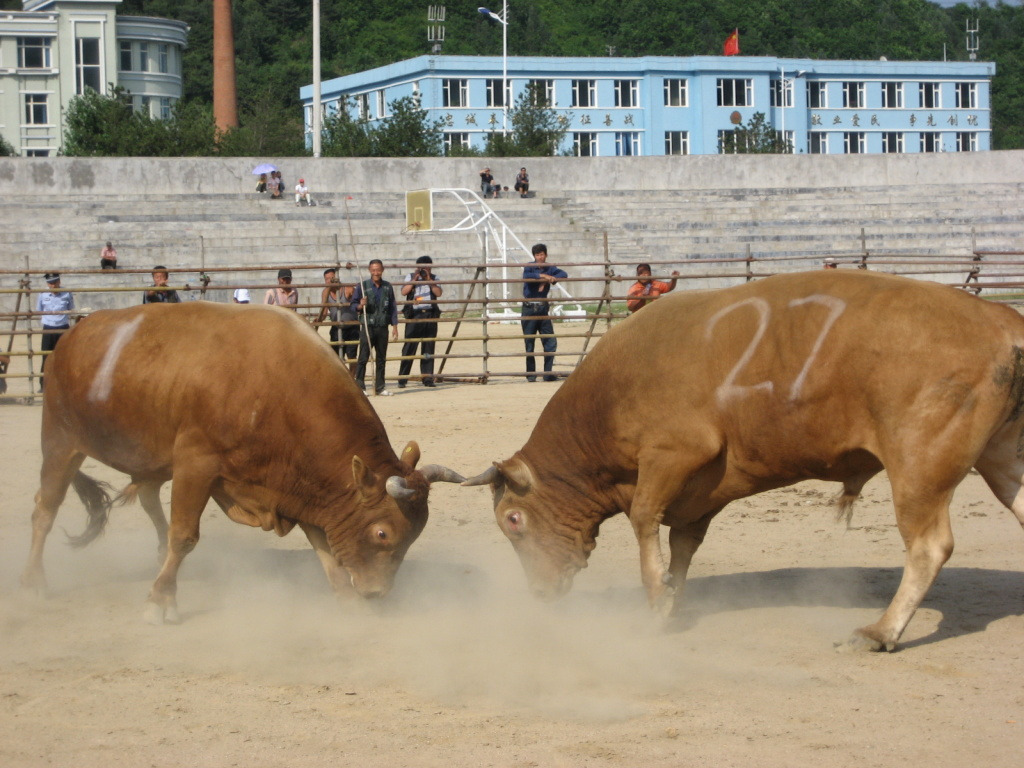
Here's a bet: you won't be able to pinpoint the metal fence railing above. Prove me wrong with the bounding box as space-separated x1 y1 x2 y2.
3 249 1023 400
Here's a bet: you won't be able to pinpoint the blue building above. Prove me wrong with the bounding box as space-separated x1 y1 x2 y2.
301 55 994 156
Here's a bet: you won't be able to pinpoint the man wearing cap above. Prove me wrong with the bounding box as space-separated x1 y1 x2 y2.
232 288 251 304
36 273 74 391
823 258 838 269
143 266 181 303
350 259 398 396
295 178 312 207
398 256 443 388
264 269 298 308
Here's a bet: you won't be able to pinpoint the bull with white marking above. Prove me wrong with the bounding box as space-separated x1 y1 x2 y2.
22 303 463 623
465 270 1024 651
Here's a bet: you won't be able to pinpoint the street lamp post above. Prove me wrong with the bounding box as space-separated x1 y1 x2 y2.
478 2 508 134
312 0 322 157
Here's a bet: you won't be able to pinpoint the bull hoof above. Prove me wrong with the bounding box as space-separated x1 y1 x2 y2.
143 600 180 625
834 629 896 653
143 602 165 625
20 575 48 600
651 585 677 619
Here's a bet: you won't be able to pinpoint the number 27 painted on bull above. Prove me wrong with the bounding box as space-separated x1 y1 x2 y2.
705 294 847 405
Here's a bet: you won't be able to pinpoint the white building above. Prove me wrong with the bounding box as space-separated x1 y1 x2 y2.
0 0 188 156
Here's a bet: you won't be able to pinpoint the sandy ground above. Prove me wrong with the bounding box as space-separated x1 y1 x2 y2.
1 331 1023 767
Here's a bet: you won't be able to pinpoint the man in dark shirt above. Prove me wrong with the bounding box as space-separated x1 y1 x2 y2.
521 243 567 382
350 259 399 396
142 266 181 304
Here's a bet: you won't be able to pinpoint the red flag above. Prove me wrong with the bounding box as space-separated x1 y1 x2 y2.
723 28 740 56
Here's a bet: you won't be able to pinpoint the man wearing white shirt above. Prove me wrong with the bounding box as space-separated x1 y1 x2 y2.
295 178 312 206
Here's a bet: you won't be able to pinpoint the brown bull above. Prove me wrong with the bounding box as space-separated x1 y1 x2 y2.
466 270 1024 651
22 302 463 623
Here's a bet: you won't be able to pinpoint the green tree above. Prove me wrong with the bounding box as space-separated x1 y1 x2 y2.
720 112 790 154
61 86 139 156
371 95 444 157
320 97 374 157
321 95 443 157
0 131 16 156
484 81 570 156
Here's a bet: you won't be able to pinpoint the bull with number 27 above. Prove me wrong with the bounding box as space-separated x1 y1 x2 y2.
22 302 464 624
465 270 1024 651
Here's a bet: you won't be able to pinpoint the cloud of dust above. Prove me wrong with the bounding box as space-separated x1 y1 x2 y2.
0 497 895 721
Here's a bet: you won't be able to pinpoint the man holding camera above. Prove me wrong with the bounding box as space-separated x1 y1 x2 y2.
398 256 443 388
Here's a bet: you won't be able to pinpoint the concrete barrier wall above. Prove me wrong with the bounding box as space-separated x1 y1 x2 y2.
2 150 1023 197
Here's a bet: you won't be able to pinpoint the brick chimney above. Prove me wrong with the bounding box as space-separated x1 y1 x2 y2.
212 0 239 132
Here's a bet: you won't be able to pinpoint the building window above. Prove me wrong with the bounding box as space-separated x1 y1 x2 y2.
572 79 596 108
770 79 793 108
775 130 794 152
573 132 598 156
663 79 687 107
807 82 827 109
376 90 387 119
137 95 152 116
443 132 470 154
920 82 941 109
442 79 467 108
486 79 509 108
76 38 102 94
615 131 640 156
842 82 865 109
844 132 866 153
717 78 752 107
665 131 689 155
120 41 133 71
809 132 829 154
882 132 904 153
356 93 369 120
956 82 977 109
718 129 740 154
18 37 52 69
138 42 149 73
158 44 170 74
528 79 554 106
614 80 639 108
159 97 173 120
882 82 904 109
26 149 50 157
920 132 941 152
956 132 978 152
24 93 48 124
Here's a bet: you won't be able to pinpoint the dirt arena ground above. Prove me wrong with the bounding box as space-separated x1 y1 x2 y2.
1 338 1023 767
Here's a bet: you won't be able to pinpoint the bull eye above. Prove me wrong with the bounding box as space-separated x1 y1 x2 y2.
506 510 522 531
376 528 388 541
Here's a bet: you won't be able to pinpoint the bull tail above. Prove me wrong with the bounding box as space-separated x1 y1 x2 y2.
64 471 115 548
832 490 858 529
113 483 140 507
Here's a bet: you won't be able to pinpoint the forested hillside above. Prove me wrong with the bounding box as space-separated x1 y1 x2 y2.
5 0 1022 149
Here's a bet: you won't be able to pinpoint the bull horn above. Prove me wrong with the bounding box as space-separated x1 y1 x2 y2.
461 465 500 487
419 465 466 484
386 475 417 501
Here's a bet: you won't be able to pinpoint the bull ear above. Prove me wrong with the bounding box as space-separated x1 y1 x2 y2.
351 455 378 501
401 441 421 470
500 458 535 494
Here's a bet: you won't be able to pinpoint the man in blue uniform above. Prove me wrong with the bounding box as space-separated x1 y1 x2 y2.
36 272 74 391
